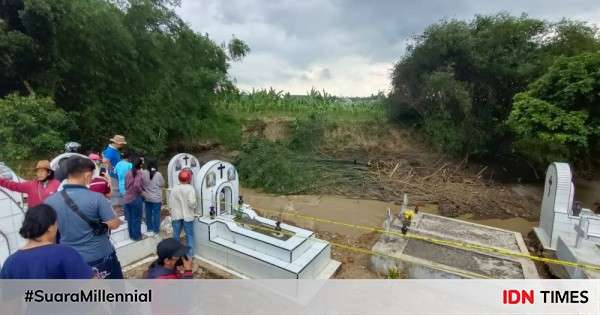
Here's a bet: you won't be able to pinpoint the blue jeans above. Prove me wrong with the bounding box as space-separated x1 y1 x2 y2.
88 251 123 279
124 196 143 241
171 219 195 257
144 201 161 233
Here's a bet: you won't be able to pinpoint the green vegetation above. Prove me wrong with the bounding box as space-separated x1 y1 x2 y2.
390 14 600 170
0 0 248 159
387 267 400 279
0 94 69 160
4 1 599 193
236 115 327 194
507 53 600 167
218 88 386 121
235 114 371 194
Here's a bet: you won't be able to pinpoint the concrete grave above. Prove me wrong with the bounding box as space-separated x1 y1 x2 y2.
370 211 539 279
534 162 600 278
167 154 340 279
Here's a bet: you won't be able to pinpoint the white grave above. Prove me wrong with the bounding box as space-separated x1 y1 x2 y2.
534 162 600 278
167 154 340 279
0 163 27 268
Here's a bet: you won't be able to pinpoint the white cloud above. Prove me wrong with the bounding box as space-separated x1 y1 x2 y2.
176 0 600 96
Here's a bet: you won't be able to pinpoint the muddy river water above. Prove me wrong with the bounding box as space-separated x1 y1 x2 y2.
241 178 599 237
240 188 539 236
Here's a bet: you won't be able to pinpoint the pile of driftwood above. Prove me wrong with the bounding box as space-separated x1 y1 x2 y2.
299 156 538 219
365 158 539 219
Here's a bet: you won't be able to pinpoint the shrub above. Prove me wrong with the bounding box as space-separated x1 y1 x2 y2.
507 93 591 166
235 138 315 194
288 114 327 153
0 94 69 160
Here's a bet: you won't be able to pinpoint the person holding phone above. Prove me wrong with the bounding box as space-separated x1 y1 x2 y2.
145 238 193 279
89 153 111 199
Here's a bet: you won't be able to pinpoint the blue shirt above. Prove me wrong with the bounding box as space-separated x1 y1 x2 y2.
115 160 132 194
102 145 121 178
45 185 116 263
0 244 93 279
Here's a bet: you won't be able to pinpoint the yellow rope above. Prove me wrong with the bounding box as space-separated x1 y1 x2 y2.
252 207 600 273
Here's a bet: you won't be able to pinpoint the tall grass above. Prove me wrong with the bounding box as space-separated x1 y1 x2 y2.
217 88 386 121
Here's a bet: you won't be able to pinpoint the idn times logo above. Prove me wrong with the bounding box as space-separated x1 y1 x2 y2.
502 290 589 304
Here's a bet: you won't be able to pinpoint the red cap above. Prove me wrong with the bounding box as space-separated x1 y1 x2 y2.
178 169 192 183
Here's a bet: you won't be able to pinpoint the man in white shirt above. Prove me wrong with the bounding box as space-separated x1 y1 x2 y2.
168 169 197 257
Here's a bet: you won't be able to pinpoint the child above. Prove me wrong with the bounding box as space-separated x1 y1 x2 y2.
168 169 196 257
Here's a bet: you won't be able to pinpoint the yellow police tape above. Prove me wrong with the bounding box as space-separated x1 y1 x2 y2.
251 207 600 273
232 216 491 278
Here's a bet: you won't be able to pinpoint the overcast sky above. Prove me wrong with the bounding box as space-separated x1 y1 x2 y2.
176 1 600 96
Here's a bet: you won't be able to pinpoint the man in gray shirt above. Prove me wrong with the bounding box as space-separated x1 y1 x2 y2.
45 156 123 278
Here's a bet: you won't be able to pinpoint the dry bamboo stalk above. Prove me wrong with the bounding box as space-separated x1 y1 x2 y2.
388 162 400 178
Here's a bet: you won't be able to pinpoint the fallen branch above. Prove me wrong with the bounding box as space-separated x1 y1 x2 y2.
421 162 449 181
476 166 488 178
388 162 400 178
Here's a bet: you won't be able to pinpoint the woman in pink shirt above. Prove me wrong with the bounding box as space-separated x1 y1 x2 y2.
0 160 60 208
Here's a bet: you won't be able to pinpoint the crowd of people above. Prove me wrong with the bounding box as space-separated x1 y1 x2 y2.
0 135 196 280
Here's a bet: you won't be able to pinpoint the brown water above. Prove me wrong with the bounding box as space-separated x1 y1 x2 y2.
575 179 600 211
241 188 399 237
241 188 538 237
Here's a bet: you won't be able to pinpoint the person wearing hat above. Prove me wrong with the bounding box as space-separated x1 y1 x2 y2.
0 160 60 208
145 238 193 279
102 135 127 206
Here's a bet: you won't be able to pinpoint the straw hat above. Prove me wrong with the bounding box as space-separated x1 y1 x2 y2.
109 135 127 145
35 160 51 171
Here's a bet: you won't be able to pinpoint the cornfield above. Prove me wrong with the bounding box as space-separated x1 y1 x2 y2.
217 88 386 121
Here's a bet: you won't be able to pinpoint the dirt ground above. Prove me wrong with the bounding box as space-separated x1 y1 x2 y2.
124 257 225 279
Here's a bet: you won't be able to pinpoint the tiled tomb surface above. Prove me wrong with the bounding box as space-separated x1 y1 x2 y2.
167 154 340 279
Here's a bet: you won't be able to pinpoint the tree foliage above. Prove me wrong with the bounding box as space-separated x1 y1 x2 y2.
0 0 247 156
390 13 600 169
0 94 69 160
507 53 600 166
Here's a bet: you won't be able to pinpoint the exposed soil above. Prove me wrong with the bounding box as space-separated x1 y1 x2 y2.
124 257 225 279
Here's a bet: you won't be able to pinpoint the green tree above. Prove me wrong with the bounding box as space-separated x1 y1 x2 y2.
0 94 69 160
508 53 600 166
0 0 248 155
390 13 600 165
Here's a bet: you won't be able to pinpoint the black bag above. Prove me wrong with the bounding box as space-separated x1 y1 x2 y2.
61 190 108 236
